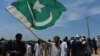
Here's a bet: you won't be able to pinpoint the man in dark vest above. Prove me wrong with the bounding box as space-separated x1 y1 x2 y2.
8 33 26 56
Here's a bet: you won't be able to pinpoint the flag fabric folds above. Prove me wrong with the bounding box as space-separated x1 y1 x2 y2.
6 0 66 30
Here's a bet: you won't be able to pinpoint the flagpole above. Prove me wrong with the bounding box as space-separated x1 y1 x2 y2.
21 24 40 39
25 1 41 39
13 15 40 39
86 16 91 38
5 10 40 40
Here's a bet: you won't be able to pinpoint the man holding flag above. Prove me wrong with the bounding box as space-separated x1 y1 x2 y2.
6 0 66 56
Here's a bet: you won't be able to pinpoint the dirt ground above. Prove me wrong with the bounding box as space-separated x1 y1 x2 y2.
92 49 100 56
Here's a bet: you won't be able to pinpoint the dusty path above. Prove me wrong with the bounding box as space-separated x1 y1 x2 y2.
92 49 100 56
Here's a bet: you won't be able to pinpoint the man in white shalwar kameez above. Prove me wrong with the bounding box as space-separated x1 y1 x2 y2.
26 42 32 56
60 39 67 56
34 40 43 56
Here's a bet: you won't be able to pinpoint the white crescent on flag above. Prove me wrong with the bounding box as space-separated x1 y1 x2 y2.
27 0 53 27
33 12 53 26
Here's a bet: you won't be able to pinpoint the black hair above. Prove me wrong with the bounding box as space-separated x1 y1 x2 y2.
65 36 68 40
63 39 66 42
16 33 22 38
48 39 51 42
54 36 60 40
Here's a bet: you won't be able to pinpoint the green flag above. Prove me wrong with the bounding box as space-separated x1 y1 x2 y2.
6 0 66 30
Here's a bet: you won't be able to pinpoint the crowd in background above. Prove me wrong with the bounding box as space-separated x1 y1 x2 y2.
0 33 100 56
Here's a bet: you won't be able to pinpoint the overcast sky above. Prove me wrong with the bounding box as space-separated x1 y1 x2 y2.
0 0 100 40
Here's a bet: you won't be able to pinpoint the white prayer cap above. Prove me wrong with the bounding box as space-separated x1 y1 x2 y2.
76 34 80 37
81 37 84 40
82 41 86 44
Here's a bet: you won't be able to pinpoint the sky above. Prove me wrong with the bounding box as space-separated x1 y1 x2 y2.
0 0 100 40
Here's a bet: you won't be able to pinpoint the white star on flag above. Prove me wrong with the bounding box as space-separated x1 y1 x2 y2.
33 0 45 13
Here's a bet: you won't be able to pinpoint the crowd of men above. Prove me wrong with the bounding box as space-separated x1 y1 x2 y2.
0 33 100 56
